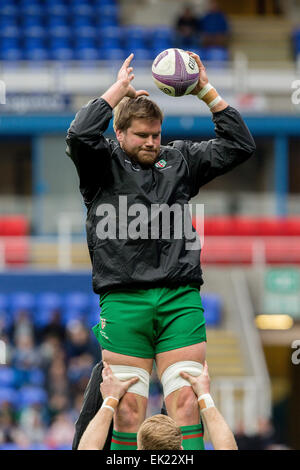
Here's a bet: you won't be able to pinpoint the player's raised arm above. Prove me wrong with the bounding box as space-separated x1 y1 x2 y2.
102 53 149 109
186 51 228 113
167 52 256 197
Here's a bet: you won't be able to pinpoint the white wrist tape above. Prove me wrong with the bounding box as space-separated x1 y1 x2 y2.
101 396 119 414
198 393 215 412
197 83 214 100
208 95 222 109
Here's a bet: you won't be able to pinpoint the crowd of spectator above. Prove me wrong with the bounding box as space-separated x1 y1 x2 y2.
0 302 164 450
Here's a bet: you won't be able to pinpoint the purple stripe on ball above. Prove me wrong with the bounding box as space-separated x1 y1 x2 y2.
154 50 169 67
152 49 199 96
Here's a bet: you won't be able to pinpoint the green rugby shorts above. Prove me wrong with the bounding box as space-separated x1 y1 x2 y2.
92 284 206 358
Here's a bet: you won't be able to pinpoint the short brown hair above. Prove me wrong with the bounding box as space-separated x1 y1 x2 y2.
137 414 182 450
113 96 163 131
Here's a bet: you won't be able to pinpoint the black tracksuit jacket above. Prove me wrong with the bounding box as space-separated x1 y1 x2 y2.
66 98 256 294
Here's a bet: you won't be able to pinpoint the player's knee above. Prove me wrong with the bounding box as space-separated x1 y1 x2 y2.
175 386 199 422
115 393 140 429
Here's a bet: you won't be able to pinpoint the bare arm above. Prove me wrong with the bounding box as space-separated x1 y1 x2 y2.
180 361 238 450
78 405 115 450
200 406 238 450
78 362 138 450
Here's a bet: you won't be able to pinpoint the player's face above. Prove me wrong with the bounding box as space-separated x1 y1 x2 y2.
117 118 161 166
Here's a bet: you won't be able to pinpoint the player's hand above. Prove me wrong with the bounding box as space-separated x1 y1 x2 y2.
186 51 209 95
100 361 139 401
117 53 149 99
180 360 211 397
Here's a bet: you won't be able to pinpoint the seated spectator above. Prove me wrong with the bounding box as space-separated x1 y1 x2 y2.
200 0 230 48
174 4 200 50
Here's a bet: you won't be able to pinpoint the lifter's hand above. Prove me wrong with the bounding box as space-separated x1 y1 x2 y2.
100 361 139 401
186 51 209 95
180 360 211 398
117 53 149 99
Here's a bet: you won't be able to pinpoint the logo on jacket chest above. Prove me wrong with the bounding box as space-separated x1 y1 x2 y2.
155 159 167 169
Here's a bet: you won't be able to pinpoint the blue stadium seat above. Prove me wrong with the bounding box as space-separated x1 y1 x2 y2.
0 294 11 329
9 292 35 315
34 292 62 327
64 292 89 312
44 1 69 17
88 295 101 327
19 0 43 16
47 16 68 28
97 15 119 28
0 293 8 311
72 16 93 28
73 25 97 40
22 24 45 39
74 47 99 61
18 386 47 407
0 44 22 60
62 292 90 324
48 24 71 39
87 309 101 328
70 1 94 18
201 294 222 326
95 0 118 5
100 26 122 48
75 37 97 49
0 387 18 405
36 292 62 311
129 48 152 61
151 26 174 53
0 3 18 17
0 367 17 388
50 47 74 60
49 37 73 60
28 368 45 387
0 17 19 39
203 47 229 62
99 47 124 61
24 47 48 61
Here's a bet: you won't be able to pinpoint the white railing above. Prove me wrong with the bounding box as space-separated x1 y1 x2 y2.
0 54 296 100
1 234 300 270
212 376 270 435
231 270 272 425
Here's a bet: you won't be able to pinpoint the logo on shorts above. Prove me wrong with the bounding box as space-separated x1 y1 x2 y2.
101 318 106 330
155 159 167 168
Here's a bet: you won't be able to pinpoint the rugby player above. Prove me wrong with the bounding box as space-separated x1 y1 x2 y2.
67 52 255 450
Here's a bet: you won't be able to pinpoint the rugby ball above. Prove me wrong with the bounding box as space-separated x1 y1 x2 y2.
152 48 199 97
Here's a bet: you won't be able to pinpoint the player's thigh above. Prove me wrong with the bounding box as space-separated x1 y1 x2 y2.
102 349 153 374
155 342 206 379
